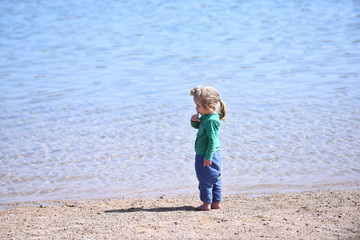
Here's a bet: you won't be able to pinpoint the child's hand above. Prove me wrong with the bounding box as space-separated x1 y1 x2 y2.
191 113 201 122
203 159 212 167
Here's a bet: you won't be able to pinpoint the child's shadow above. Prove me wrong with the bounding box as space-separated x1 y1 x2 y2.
105 206 197 213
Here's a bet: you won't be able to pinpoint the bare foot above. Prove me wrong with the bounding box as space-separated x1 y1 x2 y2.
211 202 221 209
196 202 211 211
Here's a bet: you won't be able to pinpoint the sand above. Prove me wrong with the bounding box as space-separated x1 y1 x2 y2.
0 190 359 239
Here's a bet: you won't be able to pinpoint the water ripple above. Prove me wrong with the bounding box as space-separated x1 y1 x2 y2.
0 0 359 203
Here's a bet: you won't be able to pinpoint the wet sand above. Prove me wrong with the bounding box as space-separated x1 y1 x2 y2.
1 190 359 239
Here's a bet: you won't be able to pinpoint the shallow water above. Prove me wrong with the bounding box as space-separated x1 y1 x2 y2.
1 0 360 204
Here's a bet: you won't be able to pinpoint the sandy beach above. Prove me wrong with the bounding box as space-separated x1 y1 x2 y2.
0 190 359 239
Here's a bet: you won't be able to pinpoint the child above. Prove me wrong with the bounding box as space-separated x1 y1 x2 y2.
190 86 226 211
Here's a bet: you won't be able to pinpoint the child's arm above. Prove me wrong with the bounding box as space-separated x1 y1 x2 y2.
204 119 220 166
190 113 201 129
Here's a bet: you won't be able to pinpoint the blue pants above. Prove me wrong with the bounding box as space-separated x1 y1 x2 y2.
195 151 222 204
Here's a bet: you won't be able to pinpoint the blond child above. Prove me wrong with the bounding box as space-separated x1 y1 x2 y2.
190 86 226 211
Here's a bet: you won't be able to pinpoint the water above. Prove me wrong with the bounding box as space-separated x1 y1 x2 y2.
1 0 360 204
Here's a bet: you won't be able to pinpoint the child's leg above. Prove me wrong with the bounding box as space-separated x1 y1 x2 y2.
212 174 222 208
211 152 222 209
195 155 213 204
195 153 222 206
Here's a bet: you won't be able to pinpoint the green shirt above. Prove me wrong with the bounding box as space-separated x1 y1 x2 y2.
191 113 221 160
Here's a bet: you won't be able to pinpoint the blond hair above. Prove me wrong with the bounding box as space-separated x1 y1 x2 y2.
189 86 227 121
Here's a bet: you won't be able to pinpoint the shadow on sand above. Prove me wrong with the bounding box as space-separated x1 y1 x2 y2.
104 206 197 213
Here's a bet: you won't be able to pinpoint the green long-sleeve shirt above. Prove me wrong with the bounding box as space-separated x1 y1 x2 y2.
190 113 221 160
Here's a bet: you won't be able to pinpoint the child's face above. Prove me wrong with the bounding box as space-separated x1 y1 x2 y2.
194 98 214 115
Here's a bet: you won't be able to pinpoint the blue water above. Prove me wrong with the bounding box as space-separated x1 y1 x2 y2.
1 0 360 204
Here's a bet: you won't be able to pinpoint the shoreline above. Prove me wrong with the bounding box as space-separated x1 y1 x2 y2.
1 190 359 239
3 182 359 207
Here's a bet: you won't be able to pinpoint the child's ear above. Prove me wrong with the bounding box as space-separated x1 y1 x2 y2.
209 104 214 109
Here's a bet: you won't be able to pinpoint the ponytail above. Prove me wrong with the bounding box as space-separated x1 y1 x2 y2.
219 99 226 121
